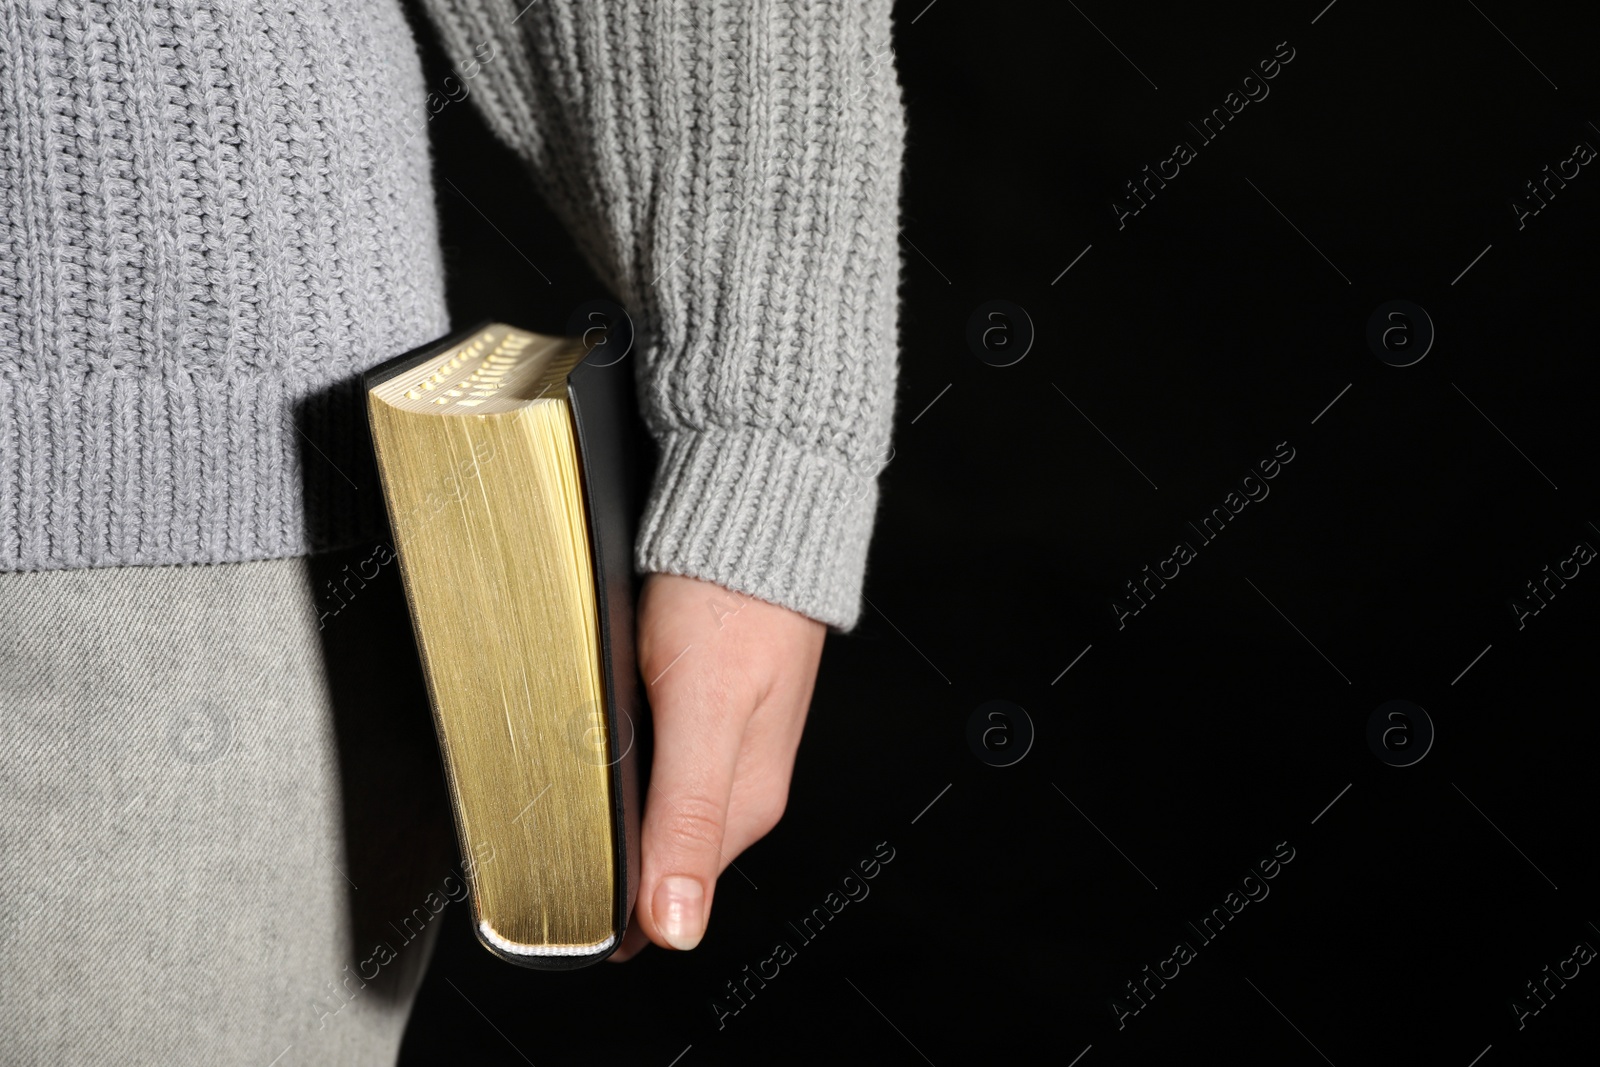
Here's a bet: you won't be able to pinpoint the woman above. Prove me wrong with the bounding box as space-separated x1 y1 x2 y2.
0 1 905 1063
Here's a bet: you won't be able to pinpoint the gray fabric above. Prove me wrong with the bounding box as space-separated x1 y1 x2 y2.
0 551 457 1065
0 0 451 575
0 0 906 629
418 0 906 629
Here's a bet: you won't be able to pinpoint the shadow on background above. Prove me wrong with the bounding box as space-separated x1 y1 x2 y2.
291 364 457 1004
299 537 456 996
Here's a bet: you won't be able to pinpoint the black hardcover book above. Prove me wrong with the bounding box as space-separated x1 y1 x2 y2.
364 320 646 969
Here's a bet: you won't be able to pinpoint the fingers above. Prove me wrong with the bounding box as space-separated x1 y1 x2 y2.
622 572 827 957
635 670 744 951
632 577 747 951
610 694 801 963
606 914 652 963
719 692 809 861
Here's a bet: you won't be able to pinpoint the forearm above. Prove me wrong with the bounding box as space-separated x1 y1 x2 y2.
418 0 907 629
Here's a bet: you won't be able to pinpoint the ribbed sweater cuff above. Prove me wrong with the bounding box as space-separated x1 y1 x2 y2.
635 428 879 631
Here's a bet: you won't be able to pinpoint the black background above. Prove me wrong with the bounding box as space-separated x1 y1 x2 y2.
394 1 1600 1063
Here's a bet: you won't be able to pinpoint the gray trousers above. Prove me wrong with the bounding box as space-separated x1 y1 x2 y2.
0 546 457 1065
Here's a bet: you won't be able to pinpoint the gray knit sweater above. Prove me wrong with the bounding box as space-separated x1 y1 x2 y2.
0 0 904 629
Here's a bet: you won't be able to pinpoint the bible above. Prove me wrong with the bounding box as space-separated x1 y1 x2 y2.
364 320 643 968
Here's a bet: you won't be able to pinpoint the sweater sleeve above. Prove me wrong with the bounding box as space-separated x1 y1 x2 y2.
414 0 906 631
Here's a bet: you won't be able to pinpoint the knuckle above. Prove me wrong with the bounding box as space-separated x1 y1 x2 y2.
657 794 726 854
750 793 787 837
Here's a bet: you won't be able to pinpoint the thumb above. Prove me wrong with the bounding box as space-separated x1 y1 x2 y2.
635 670 743 951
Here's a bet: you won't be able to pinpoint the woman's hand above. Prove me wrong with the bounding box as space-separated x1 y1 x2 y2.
610 573 825 961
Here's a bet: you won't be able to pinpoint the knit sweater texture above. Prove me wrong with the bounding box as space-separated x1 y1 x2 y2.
0 0 905 629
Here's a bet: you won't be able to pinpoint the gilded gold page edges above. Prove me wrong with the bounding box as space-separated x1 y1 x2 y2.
370 323 589 416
